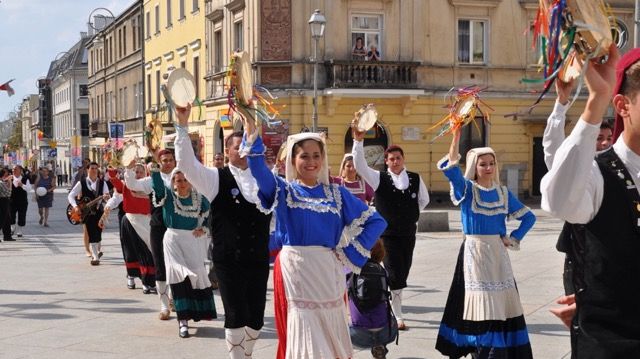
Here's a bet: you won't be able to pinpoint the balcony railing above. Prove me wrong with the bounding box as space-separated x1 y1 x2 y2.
325 60 420 89
89 120 108 138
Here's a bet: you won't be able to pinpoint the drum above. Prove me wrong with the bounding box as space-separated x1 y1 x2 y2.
165 68 196 108
230 51 254 106
564 0 613 60
353 104 378 132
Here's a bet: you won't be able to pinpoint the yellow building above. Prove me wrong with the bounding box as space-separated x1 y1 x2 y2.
202 0 633 198
143 0 207 161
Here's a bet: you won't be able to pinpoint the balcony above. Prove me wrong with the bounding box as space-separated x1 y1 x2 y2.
325 60 420 89
89 120 108 138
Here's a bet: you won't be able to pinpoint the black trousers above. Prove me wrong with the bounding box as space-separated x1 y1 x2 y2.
149 224 168 282
214 258 270 329
84 210 103 243
382 235 416 290
0 198 11 240
10 200 27 226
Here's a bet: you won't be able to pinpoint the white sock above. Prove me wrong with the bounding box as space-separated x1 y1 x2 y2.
225 328 245 359
179 319 188 328
90 243 100 261
157 281 169 311
244 327 260 358
391 289 403 321
17 225 23 235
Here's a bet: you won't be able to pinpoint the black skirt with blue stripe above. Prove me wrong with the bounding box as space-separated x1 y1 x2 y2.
435 242 533 359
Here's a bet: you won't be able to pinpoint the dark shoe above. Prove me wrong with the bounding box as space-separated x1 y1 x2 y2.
179 325 189 338
4 237 15 241
16 233 22 238
90 259 100 266
43 223 49 227
148 286 157 294
142 286 151 294
371 345 388 359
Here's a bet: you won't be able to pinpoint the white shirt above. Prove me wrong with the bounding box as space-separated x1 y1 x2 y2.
67 176 110 207
124 169 171 194
541 119 640 224
104 191 123 210
542 100 570 169
12 175 32 192
174 125 260 205
352 140 429 210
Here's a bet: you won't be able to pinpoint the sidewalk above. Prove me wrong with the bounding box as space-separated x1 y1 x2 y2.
0 193 571 358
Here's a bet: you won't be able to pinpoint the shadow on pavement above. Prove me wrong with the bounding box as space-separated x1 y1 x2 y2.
403 305 444 315
0 289 66 296
526 323 570 337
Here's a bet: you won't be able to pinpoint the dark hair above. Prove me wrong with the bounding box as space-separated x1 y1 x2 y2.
87 161 99 169
224 131 243 148
291 138 324 160
384 145 404 158
600 119 614 131
157 149 174 159
356 37 363 42
620 61 640 100
370 240 385 263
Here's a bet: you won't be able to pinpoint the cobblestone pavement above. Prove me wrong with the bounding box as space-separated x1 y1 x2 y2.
0 189 570 358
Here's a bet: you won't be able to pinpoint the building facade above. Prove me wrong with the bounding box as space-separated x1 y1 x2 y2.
18 95 39 167
202 0 634 198
87 1 144 166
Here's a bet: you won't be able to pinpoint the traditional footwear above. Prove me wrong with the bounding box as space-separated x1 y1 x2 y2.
127 277 136 289
142 285 151 294
148 286 157 294
179 323 189 338
159 310 170 320
371 345 388 359
90 259 100 266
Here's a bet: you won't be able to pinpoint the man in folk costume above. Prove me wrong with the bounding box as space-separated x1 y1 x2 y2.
541 46 640 357
125 149 176 320
7 165 32 238
0 168 14 242
174 104 272 359
102 165 156 294
68 162 110 265
352 128 429 330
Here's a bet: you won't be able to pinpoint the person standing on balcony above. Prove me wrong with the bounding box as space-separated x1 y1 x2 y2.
367 44 381 61
351 124 430 331
352 37 367 61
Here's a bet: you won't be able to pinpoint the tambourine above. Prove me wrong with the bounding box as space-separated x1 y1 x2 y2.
564 0 613 60
353 104 378 132
164 68 196 108
230 51 253 106
558 51 581 83
121 140 148 166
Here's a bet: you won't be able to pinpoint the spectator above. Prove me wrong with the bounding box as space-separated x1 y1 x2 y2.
352 37 367 61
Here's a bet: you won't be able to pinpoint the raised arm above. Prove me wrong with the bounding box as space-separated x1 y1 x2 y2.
107 168 124 193
124 167 152 194
174 104 220 202
351 116 380 190
436 131 467 205
542 80 573 169
241 124 279 210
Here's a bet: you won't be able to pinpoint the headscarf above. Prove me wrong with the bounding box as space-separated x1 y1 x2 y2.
284 132 329 185
613 48 640 143
339 153 355 178
464 147 500 185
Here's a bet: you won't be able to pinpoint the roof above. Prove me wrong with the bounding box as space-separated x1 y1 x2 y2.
46 35 91 79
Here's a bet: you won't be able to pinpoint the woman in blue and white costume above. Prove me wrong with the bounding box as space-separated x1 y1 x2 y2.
241 119 387 359
435 131 536 359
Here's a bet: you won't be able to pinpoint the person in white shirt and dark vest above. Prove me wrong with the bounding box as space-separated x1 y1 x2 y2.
174 104 272 359
8 165 32 238
351 123 429 331
541 45 640 357
0 168 14 242
68 162 110 265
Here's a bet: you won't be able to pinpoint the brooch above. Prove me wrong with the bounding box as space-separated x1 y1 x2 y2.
231 188 240 203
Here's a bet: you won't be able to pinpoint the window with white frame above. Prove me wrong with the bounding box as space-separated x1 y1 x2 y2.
458 19 487 64
234 21 243 51
351 14 383 60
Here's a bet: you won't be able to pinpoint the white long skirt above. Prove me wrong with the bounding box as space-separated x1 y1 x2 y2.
125 213 151 249
280 246 352 359
163 228 211 290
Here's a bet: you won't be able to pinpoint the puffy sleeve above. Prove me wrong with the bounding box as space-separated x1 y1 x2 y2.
336 187 387 273
437 155 469 205
243 134 284 213
507 189 536 241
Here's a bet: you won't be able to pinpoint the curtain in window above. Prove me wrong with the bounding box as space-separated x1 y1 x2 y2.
458 20 470 63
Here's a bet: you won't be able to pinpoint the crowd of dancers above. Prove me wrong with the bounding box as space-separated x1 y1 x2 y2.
49 44 640 359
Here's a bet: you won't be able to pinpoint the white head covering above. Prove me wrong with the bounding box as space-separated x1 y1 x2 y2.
464 147 500 185
285 132 329 185
339 153 355 176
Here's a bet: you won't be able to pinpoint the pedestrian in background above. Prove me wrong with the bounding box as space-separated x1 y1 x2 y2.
34 167 55 227
0 168 14 242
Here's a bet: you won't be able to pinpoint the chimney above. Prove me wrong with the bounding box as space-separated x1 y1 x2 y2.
80 31 88 38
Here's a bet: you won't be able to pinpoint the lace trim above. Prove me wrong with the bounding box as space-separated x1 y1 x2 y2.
289 297 345 310
151 188 166 208
471 182 506 208
341 178 366 195
334 247 362 275
465 279 516 292
470 184 508 216
436 154 461 171
508 206 531 220
285 183 342 215
169 190 204 219
340 206 375 249
449 181 467 206
255 176 280 215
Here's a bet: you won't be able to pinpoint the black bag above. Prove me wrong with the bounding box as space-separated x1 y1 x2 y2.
348 260 390 311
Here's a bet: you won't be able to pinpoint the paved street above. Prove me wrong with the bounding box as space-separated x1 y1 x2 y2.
0 189 570 359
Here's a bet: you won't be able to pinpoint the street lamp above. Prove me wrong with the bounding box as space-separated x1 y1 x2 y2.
308 9 326 133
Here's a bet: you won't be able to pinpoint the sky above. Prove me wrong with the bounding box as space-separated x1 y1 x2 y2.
0 0 133 120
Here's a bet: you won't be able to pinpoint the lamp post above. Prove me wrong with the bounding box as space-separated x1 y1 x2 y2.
308 9 326 133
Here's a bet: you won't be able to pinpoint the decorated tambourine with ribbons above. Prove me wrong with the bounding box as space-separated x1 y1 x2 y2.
121 139 148 167
227 51 284 128
353 103 379 132
429 86 493 143
164 68 196 108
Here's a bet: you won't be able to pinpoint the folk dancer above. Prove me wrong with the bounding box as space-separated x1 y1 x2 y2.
0 168 13 242
351 127 429 330
175 105 272 359
242 119 387 359
435 132 536 358
150 166 216 338
9 165 32 238
67 162 110 265
125 149 176 320
541 46 640 357
333 154 374 204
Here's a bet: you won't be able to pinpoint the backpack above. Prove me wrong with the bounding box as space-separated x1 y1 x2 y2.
348 260 390 311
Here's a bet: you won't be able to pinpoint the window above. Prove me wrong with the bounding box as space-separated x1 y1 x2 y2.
138 81 144 117
193 56 199 99
192 0 199 12
132 18 137 50
123 25 127 55
458 19 487 64
79 85 89 97
155 5 160 34
109 36 113 63
351 14 383 60
180 60 186 68
118 29 122 59
166 0 172 28
123 87 128 119
179 0 185 19
147 73 152 109
459 115 488 164
214 30 222 72
155 70 161 106
146 11 151 39
80 114 89 137
234 21 243 51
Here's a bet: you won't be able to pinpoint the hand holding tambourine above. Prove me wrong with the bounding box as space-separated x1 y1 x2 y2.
351 112 365 142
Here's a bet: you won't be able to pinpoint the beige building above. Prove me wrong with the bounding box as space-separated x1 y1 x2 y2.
18 95 39 167
202 0 634 198
87 2 144 166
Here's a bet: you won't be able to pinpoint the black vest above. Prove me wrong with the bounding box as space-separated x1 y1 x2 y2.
374 171 420 236
11 176 29 203
567 149 640 357
210 167 272 263
80 178 105 211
